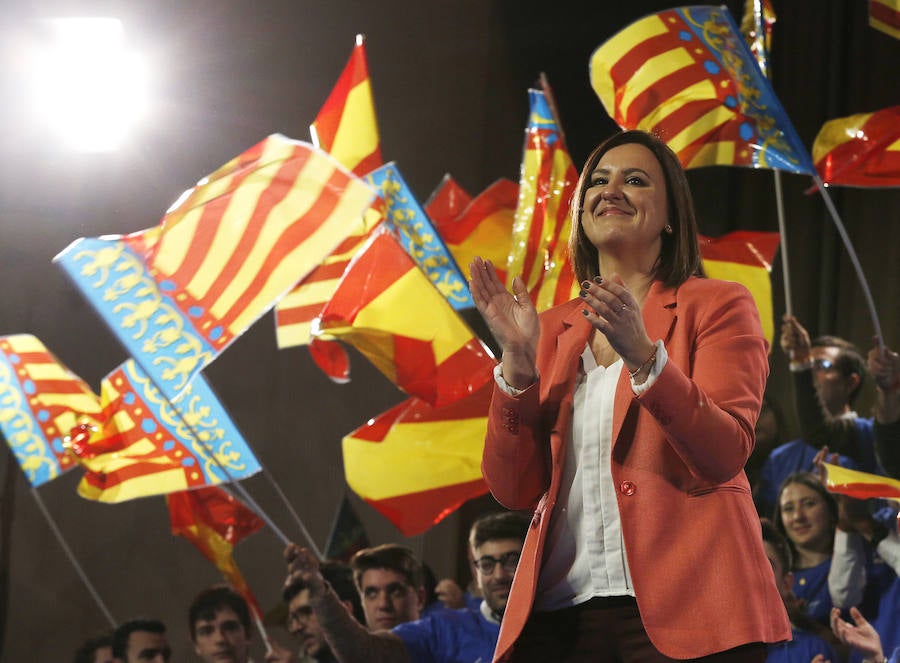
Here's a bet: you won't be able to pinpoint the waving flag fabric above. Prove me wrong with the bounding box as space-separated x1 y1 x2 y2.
324 494 371 563
342 382 491 536
590 5 814 174
310 34 383 177
870 0 900 39
55 135 377 403
699 231 780 346
426 178 518 288
812 107 900 188
0 335 102 486
312 229 494 407
824 462 900 501
508 84 579 312
365 163 473 310
424 175 474 223
168 486 265 620
739 0 776 79
69 360 260 503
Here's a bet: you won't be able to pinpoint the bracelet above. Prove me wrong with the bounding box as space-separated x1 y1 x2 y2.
629 347 658 379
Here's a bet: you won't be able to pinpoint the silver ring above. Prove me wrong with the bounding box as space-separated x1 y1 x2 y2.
620 304 628 311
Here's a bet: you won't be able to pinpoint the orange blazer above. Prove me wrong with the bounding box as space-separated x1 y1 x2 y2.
482 277 790 661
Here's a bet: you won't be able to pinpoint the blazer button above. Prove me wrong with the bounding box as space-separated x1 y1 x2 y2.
620 480 636 496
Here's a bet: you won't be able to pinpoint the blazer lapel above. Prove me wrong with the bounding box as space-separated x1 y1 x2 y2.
611 280 678 445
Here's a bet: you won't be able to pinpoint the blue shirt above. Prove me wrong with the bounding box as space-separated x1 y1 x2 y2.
794 558 833 626
393 603 499 663
766 627 837 663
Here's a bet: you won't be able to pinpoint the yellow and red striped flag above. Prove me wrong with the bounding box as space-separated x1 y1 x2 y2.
275 35 384 352
0 334 102 486
509 82 580 312
56 135 378 403
311 229 495 408
812 107 900 188
824 462 900 501
310 34 383 177
699 231 780 347
168 486 266 622
590 5 814 174
342 382 491 536
427 178 518 288
870 0 900 39
69 360 260 503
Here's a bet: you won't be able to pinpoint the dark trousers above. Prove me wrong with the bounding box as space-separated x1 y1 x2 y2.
509 597 768 663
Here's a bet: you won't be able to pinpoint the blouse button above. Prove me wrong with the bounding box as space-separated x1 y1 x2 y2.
620 480 636 496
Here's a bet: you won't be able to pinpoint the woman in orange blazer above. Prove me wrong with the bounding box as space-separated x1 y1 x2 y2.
469 130 790 662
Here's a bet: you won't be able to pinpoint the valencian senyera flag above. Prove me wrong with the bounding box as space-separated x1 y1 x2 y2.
343 382 491 536
310 34 383 177
0 334 102 486
812 106 900 188
311 228 495 408
55 135 378 403
67 359 261 503
426 177 518 290
168 486 266 621
365 163 474 310
870 0 900 39
824 462 900 502
590 5 815 174
509 82 580 312
739 0 776 79
699 231 780 347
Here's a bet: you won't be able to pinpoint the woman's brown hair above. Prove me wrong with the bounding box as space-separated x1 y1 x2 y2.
568 129 704 286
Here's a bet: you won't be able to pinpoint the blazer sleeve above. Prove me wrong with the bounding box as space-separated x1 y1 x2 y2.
481 379 552 511
635 281 768 484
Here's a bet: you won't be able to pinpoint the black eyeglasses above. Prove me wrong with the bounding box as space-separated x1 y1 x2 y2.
811 358 835 371
473 551 520 575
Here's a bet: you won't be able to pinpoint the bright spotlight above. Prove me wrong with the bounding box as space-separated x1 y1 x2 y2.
29 18 149 152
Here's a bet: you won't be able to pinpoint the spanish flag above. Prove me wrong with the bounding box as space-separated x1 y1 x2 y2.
310 34 383 177
870 0 900 40
812 107 900 188
590 5 813 174
168 486 266 623
56 135 378 403
824 462 900 501
0 334 102 486
509 82 579 312
312 229 495 408
426 178 518 288
342 382 491 536
699 231 780 347
71 360 260 503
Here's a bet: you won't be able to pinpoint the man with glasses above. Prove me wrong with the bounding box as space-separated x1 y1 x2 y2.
280 561 364 662
755 316 899 514
281 511 530 663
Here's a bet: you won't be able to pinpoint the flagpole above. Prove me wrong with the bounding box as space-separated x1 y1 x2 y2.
772 169 793 316
259 464 323 559
30 487 116 627
812 174 884 351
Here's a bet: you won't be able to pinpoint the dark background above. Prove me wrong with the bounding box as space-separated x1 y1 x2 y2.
0 1 898 660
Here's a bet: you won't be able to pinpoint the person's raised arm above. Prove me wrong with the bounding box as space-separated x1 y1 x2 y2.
283 544 411 663
870 344 900 478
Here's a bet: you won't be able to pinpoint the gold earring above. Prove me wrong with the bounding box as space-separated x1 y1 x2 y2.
664 224 673 234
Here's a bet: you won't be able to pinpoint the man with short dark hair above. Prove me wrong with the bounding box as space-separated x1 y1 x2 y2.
350 545 425 631
282 511 531 663
73 633 113 663
283 561 364 662
111 619 171 663
188 585 253 663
